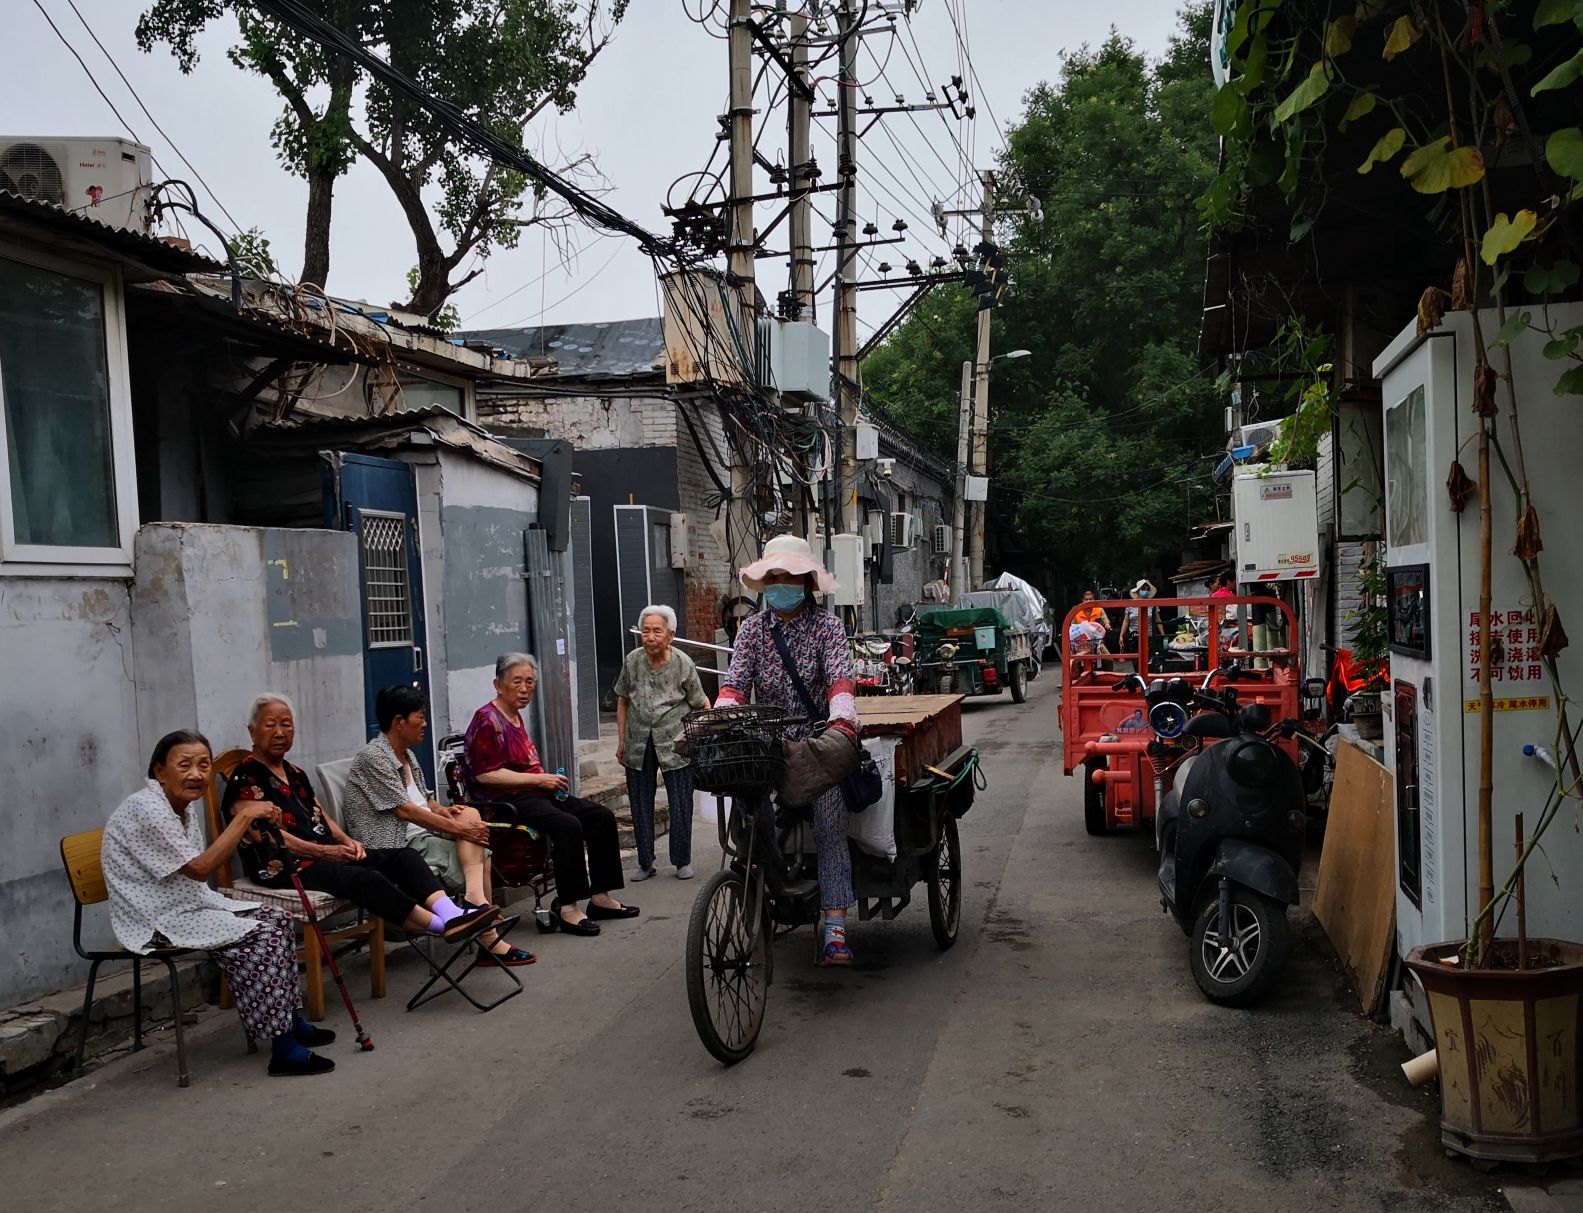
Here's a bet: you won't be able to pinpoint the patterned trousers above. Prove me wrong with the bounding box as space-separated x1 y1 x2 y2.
625 738 695 869
754 786 853 912
211 906 301 1040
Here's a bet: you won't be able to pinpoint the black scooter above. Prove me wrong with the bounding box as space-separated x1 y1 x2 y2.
1155 671 1308 1007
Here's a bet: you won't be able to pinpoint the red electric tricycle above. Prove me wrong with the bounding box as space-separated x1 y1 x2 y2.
1059 595 1304 835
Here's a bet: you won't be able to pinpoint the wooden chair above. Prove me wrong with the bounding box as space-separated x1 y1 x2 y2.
203 749 385 1021
60 830 196 1087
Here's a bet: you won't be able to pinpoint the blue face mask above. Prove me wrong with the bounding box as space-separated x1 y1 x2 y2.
764 583 807 612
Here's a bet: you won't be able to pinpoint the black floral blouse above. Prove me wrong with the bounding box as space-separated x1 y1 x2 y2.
221 756 333 886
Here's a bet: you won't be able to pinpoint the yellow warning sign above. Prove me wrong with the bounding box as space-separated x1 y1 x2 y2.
1463 696 1552 714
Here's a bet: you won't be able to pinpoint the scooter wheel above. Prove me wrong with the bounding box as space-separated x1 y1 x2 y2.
1188 888 1289 1007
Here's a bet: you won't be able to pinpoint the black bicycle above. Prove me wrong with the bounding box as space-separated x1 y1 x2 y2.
682 702 979 1064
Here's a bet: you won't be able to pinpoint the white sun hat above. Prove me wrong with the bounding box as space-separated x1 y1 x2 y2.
738 534 840 595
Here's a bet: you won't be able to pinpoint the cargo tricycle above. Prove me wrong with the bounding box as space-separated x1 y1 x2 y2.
911 605 1034 703
1059 595 1303 835
683 694 980 1064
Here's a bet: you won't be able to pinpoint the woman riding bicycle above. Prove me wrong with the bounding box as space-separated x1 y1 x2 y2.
715 535 860 966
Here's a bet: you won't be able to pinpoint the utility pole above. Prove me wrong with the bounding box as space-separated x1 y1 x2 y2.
726 0 758 568
785 1 817 543
968 168 995 588
951 359 972 600
833 0 861 535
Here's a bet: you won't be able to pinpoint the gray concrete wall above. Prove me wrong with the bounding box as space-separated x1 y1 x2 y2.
0 578 143 1004
132 524 366 777
873 445 954 631
0 523 364 1007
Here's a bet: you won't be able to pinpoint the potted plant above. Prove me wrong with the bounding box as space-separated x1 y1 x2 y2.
1207 0 1583 1165
1346 550 1389 741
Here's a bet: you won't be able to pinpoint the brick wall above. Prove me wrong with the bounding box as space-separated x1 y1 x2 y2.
481 389 674 451
675 400 734 650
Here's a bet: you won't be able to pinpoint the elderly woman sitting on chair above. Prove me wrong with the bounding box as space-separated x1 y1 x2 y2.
221 693 498 943
102 730 334 1076
464 653 637 936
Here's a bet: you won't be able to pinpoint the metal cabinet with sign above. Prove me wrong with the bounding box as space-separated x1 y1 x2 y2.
1374 305 1583 1001
1231 468 1319 582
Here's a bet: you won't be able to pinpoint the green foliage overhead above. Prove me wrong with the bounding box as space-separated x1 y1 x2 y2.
861 4 1222 590
137 1 627 316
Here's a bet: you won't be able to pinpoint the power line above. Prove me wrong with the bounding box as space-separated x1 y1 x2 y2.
492 240 627 329
59 0 247 236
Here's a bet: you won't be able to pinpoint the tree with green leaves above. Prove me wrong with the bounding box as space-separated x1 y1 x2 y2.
862 4 1222 590
137 1 626 317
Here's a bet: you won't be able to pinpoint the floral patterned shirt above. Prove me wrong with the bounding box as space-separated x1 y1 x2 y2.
221 756 332 886
614 647 711 771
717 606 857 738
464 701 545 803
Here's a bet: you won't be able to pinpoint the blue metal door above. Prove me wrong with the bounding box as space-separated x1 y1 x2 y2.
324 452 433 783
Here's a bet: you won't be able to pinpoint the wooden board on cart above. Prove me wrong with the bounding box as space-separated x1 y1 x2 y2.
857 695 964 788
1313 740 1397 1015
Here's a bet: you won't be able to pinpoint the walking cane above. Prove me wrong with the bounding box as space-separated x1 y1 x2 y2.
288 871 375 1051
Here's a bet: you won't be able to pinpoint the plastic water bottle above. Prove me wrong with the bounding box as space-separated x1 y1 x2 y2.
555 765 568 801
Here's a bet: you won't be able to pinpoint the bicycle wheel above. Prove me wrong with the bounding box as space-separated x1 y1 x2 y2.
686 869 771 1065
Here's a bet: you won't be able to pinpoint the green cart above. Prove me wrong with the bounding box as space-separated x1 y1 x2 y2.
912 605 1034 703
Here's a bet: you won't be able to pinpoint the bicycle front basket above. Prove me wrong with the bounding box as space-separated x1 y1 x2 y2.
682 705 790 794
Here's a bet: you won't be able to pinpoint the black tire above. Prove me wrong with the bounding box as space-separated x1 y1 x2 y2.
1009 660 1029 704
1188 887 1290 1007
927 816 962 949
1083 758 1110 836
685 870 770 1065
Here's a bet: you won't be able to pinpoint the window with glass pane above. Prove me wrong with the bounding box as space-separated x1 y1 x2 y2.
0 258 117 548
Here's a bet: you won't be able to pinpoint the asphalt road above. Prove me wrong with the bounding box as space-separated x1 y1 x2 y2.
1 677 1505 1212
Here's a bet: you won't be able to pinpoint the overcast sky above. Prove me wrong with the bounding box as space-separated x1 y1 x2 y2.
6 0 1196 337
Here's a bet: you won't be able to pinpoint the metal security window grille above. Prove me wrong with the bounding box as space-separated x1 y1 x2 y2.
362 511 413 647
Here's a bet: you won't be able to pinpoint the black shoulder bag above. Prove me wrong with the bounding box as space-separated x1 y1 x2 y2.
768 623 883 813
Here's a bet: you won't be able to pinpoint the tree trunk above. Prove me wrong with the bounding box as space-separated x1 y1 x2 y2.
405 247 451 317
301 165 335 288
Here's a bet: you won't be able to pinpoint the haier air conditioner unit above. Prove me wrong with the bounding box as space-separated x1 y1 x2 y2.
0 138 154 234
890 512 916 552
932 523 951 556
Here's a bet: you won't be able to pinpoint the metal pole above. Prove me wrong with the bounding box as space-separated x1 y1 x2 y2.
951 359 972 602
968 169 995 588
834 0 861 535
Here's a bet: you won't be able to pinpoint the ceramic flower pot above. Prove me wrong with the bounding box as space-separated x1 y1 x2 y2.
1406 938 1583 1163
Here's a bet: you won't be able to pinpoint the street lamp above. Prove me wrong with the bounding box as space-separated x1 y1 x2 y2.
952 349 1033 599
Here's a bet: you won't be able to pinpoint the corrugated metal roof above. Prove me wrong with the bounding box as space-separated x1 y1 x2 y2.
459 317 665 380
253 403 541 483
0 189 223 274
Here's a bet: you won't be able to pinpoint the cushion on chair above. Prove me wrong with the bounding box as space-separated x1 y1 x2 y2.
315 758 355 817
227 876 348 922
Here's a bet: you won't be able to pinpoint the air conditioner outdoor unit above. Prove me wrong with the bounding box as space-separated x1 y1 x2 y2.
932 523 951 556
0 138 154 233
890 512 915 552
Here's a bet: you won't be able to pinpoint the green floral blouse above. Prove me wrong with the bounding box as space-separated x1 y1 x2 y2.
614 646 710 771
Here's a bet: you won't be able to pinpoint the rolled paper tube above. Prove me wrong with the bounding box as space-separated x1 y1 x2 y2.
1401 1049 1438 1086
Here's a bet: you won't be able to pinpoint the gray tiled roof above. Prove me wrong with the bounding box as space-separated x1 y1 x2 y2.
459 317 665 380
